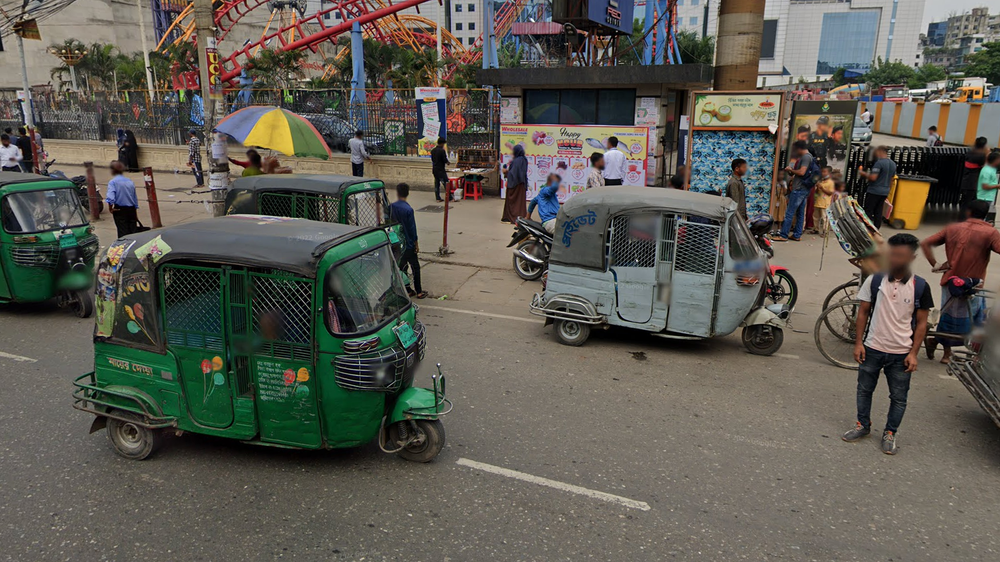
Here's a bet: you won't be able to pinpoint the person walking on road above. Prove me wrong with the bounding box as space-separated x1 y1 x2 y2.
502 144 529 224
389 183 426 299
976 152 1000 204
857 146 896 229
843 233 933 455
587 153 606 190
860 107 873 127
187 130 204 188
773 140 815 242
920 200 1000 363
602 137 626 186
926 126 942 147
960 137 988 209
16 127 33 173
726 158 748 220
0 134 23 172
106 161 140 238
430 137 449 202
528 173 562 234
349 130 371 177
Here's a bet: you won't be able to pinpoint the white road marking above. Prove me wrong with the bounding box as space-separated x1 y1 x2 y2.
0 351 38 363
775 353 800 359
456 457 651 511
938 374 958 380
419 305 542 324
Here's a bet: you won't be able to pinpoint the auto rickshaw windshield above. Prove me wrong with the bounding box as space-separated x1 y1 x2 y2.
325 245 410 334
1 189 88 234
345 190 391 228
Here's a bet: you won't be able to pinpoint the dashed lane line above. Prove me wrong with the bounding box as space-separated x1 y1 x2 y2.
0 351 38 363
419 305 542 324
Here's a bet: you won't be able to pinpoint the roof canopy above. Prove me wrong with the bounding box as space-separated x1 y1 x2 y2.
0 172 74 191
229 174 381 197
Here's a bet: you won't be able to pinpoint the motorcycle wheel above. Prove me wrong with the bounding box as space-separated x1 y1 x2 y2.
766 270 798 310
742 325 784 356
512 240 544 281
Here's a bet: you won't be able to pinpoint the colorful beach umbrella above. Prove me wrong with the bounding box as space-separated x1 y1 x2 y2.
215 106 332 160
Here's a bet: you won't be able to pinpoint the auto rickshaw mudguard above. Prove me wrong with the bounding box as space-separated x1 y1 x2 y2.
741 307 788 329
389 387 441 422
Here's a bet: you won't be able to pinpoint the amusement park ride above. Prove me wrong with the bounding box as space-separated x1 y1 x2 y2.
151 0 680 87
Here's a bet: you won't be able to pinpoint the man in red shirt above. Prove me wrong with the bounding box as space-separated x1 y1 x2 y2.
920 199 1000 362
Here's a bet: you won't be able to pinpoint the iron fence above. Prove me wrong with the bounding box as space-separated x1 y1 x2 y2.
6 88 499 156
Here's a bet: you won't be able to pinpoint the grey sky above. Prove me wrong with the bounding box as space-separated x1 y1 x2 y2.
923 1 997 28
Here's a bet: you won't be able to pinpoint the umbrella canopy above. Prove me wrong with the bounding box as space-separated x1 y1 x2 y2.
215 106 333 160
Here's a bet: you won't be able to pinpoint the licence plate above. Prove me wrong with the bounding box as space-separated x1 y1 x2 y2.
393 323 417 348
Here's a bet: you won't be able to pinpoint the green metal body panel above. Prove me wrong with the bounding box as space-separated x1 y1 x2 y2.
0 179 96 303
389 387 440 423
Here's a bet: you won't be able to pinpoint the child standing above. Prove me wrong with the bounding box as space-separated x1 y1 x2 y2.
830 180 848 204
812 166 835 235
388 183 427 299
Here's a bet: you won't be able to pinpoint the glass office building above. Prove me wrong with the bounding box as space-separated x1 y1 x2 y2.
815 11 880 75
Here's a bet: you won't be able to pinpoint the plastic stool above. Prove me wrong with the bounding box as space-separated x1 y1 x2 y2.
463 179 483 200
448 177 463 200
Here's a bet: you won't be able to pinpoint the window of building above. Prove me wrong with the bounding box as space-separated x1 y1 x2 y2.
677 0 684 4
690 16 698 26
468 3 475 11
761 19 778 59
815 11 879 74
456 22 463 30
334 12 341 19
676 17 683 25
324 12 330 19
455 3 462 11
691 0 699 5
469 22 475 30
523 89 637 126
469 37 476 45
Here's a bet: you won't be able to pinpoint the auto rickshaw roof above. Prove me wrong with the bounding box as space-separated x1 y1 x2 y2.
113 215 372 277
551 186 737 271
228 174 383 197
0 172 75 191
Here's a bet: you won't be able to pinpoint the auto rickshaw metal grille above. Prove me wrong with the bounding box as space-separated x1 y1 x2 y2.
333 321 425 392
79 235 100 262
161 266 225 350
8 244 59 268
674 221 721 276
345 191 390 228
607 215 657 268
250 273 313 362
258 192 339 222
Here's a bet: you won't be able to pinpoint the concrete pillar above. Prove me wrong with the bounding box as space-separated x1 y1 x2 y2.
712 0 765 91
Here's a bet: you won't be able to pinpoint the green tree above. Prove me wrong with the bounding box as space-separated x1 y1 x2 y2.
675 31 714 65
831 67 848 87
246 48 307 89
498 42 523 68
908 64 947 89
962 42 1000 85
861 57 916 90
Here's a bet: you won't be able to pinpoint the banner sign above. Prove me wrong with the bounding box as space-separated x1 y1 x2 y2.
500 124 648 201
415 87 447 156
13 19 41 41
206 38 223 99
692 93 781 130
787 100 859 177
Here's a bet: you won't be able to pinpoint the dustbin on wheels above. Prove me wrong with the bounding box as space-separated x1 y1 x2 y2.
886 174 937 230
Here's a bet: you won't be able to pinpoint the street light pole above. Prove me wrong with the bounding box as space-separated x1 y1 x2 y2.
135 0 156 99
14 30 34 127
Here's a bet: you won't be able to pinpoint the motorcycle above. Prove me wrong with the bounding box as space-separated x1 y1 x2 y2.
507 217 552 281
748 213 798 310
50 169 103 214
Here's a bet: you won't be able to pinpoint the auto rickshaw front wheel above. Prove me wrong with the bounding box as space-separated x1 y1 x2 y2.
71 290 94 318
106 410 162 460
390 419 446 463
741 325 784 356
554 319 590 346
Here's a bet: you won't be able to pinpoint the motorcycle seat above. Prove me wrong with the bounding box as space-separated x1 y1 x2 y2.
519 218 546 231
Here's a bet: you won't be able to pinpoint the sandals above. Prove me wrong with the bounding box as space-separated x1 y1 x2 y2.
414 291 428 299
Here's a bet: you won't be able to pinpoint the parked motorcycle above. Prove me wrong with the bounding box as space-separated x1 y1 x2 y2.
508 217 552 281
50 169 103 214
748 213 797 310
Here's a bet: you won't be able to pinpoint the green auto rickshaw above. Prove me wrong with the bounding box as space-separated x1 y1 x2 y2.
0 172 99 317
73 215 450 461
224 174 402 247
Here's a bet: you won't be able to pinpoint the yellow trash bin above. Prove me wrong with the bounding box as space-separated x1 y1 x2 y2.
886 174 937 230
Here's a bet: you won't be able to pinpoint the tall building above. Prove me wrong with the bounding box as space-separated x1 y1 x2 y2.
945 7 992 47
925 21 947 48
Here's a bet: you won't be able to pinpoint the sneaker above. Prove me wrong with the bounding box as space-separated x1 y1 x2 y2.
881 431 898 455
842 422 871 442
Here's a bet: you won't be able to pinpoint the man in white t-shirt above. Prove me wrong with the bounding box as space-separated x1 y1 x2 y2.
601 137 627 186
860 108 872 126
842 233 933 455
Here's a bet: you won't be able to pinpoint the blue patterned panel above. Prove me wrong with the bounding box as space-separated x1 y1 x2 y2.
689 130 776 216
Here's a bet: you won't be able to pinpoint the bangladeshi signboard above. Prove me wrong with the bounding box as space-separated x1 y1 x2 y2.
587 0 635 34
692 92 781 130
500 124 648 201
415 87 447 156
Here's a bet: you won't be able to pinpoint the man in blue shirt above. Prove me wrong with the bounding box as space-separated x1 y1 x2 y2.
528 173 562 234
388 183 426 298
106 161 139 237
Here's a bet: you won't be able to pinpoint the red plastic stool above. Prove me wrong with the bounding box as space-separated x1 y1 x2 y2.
462 178 483 200
448 177 463 200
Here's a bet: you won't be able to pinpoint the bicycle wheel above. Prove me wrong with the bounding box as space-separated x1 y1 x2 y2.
822 279 860 312
815 299 862 369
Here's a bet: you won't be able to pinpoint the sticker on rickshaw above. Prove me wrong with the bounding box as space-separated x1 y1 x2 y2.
393 322 417 348
134 235 173 267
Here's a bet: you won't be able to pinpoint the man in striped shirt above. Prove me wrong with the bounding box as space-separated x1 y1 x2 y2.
187 129 204 188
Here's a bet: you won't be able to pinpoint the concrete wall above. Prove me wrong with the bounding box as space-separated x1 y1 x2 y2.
41 139 493 193
860 101 1000 146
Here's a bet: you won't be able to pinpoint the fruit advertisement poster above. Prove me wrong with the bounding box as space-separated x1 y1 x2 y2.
692 93 781 130
499 124 649 201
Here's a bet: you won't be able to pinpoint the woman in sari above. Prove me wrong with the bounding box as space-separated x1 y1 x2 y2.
502 144 528 224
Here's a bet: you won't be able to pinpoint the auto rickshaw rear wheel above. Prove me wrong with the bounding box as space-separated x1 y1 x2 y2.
554 319 590 346
106 410 162 460
72 290 94 318
741 325 784 356
390 419 445 463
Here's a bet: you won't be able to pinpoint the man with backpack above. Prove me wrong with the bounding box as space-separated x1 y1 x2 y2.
773 140 817 242
857 145 896 229
843 233 933 455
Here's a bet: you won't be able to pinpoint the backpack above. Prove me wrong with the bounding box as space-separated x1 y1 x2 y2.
863 273 928 340
799 157 822 189
934 136 944 147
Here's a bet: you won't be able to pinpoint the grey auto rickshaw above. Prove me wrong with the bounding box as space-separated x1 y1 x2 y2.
529 187 788 355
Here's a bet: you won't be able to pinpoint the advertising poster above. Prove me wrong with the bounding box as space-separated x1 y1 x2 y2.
500 97 521 124
500 124 648 201
692 93 781 130
415 87 447 156
787 100 859 177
